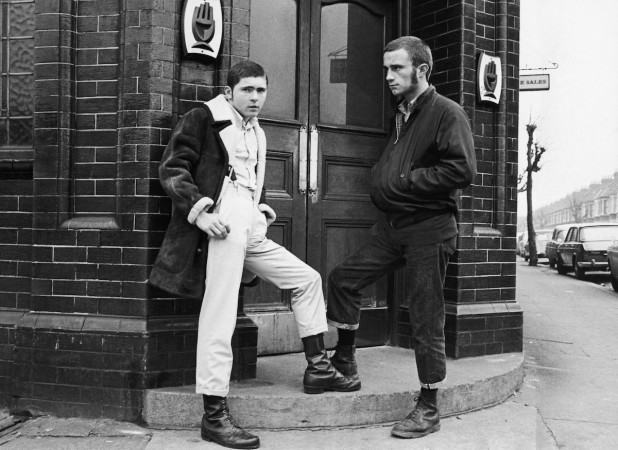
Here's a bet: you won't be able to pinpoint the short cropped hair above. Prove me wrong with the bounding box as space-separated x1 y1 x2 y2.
226 60 268 89
384 36 433 80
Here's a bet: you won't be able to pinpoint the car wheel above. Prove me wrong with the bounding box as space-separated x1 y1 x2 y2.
557 256 568 275
610 262 618 292
573 257 586 280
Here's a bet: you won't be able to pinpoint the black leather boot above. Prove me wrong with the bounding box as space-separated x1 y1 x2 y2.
391 394 440 439
201 395 260 449
331 343 360 384
302 334 361 394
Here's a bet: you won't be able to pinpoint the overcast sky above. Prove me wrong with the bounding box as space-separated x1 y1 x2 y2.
517 0 618 213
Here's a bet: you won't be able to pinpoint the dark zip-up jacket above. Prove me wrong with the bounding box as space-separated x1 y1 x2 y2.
369 86 476 228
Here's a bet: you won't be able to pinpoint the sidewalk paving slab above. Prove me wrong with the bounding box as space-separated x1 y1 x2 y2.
2 400 546 450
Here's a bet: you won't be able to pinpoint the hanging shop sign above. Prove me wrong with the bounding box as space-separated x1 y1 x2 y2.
477 52 502 104
519 74 550 91
181 0 223 59
328 46 348 83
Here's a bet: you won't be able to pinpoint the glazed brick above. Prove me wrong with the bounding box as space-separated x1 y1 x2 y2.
74 297 99 314
475 263 502 276
33 263 75 279
77 0 119 15
74 264 98 280
31 295 76 313
57 367 102 386
53 280 87 296
87 280 122 297
0 261 17 276
97 298 147 316
474 288 502 302
470 330 496 345
54 247 87 262
76 231 101 246
99 265 148 281
0 276 30 293
87 247 121 264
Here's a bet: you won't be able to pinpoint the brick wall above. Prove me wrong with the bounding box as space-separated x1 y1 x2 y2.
2 0 521 418
0 163 33 405
396 0 522 358
2 0 254 419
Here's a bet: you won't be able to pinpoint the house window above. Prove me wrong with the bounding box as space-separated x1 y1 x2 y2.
0 0 34 159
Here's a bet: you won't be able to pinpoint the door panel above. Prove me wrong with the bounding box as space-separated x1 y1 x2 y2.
247 0 396 354
308 0 395 346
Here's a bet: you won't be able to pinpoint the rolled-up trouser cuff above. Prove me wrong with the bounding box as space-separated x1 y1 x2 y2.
196 386 229 397
327 319 359 331
420 376 445 390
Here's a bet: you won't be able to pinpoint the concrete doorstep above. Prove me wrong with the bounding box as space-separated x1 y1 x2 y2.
143 347 524 429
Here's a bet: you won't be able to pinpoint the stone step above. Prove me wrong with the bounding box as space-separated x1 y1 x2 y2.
143 347 523 429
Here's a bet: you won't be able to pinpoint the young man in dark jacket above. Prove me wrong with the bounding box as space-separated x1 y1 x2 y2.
150 61 359 450
326 36 477 440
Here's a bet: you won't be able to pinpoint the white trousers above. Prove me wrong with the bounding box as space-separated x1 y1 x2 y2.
195 184 328 396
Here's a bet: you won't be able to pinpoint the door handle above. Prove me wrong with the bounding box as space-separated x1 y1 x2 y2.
309 124 318 203
299 124 308 195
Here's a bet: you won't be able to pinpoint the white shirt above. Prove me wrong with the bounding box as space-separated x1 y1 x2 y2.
228 103 258 191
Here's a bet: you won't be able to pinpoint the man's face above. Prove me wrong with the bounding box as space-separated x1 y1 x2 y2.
383 49 421 100
226 76 268 121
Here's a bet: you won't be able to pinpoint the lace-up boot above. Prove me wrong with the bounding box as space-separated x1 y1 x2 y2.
391 392 440 439
201 395 260 449
302 334 361 394
331 343 360 385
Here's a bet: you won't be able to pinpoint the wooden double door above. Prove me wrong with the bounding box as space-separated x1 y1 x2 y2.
245 0 397 354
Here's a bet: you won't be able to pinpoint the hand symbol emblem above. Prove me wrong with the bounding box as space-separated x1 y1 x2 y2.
484 60 498 93
192 2 215 47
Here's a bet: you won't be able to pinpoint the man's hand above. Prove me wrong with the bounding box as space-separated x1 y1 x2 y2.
195 212 231 239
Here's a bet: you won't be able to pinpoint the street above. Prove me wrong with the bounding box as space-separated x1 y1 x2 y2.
513 258 618 449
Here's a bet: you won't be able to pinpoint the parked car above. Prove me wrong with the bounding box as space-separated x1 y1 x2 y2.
556 223 618 279
523 229 552 261
608 242 618 291
546 224 576 269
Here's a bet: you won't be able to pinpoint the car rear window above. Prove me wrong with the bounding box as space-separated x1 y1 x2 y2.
580 226 618 242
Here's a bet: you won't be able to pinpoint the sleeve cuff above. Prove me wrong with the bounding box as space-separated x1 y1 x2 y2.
258 204 277 226
187 197 214 224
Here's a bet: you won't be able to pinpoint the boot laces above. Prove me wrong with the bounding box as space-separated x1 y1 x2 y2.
408 396 429 419
220 399 240 428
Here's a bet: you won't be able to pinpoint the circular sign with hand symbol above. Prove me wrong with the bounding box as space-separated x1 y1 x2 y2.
477 52 502 104
182 0 223 59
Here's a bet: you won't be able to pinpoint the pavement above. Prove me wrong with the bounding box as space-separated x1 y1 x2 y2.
511 260 618 450
0 348 533 449
0 401 543 449
143 347 523 429
10 261 593 449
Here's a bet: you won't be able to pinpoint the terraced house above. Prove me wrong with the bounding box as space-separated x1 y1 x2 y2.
0 0 522 420
536 172 618 227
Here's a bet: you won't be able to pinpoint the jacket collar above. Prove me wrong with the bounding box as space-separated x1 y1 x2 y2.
204 94 267 205
390 85 436 118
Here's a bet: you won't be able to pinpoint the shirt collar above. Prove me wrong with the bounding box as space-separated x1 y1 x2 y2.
227 101 258 130
394 85 434 117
